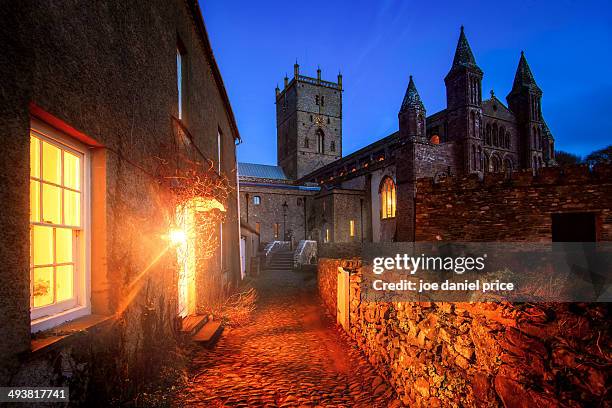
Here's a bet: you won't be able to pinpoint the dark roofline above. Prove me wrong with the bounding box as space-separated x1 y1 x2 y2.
186 0 241 142
298 131 400 182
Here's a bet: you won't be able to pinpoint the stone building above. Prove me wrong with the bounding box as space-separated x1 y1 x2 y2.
0 0 241 402
239 27 557 245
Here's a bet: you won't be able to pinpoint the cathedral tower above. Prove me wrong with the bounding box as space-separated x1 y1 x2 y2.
444 26 484 173
276 63 343 179
506 51 548 169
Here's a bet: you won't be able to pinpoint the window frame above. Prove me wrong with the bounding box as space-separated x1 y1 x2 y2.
380 177 396 219
252 195 261 205
30 119 91 333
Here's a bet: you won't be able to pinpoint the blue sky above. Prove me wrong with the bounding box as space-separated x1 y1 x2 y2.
200 0 612 164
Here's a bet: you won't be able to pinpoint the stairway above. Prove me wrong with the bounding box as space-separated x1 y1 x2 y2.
266 249 295 271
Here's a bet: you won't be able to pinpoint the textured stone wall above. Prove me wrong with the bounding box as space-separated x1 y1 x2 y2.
415 164 612 241
318 260 610 407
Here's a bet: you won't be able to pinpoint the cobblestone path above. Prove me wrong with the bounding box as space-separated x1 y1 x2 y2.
177 269 400 407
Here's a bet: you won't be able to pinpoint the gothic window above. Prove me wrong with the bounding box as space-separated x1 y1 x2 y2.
471 111 476 138
492 155 501 172
316 128 325 153
330 141 336 152
380 177 396 219
483 153 490 172
506 132 511 149
499 126 505 147
418 114 425 137
478 146 483 170
485 124 491 145
304 137 309 148
492 123 498 146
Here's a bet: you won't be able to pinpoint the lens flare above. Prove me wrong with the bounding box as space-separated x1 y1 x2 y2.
169 229 187 245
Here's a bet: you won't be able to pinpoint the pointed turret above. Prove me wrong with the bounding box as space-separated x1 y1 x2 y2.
400 76 424 113
448 26 481 74
508 51 541 97
399 75 426 140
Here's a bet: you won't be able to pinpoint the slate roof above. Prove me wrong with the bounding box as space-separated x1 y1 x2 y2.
238 162 288 180
449 26 482 74
400 76 424 113
509 51 541 95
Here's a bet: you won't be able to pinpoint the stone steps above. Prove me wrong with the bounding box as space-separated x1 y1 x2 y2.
192 320 223 347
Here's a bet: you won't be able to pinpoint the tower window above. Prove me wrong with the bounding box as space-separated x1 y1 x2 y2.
253 196 261 205
380 177 396 219
316 129 325 153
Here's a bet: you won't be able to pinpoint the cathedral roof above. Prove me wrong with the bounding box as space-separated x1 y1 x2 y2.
238 162 288 180
509 51 541 95
400 76 424 113
448 26 482 75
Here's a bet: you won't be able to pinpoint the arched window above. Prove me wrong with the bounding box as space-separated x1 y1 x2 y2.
304 137 309 148
253 195 261 205
418 114 425 137
471 111 476 138
478 146 483 170
506 132 511 149
330 141 336 152
316 129 325 153
504 158 513 173
380 177 396 219
492 123 498 146
499 126 505 147
483 153 490 172
485 124 491 145
492 155 501 172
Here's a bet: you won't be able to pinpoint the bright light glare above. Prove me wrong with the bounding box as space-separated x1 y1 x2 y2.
169 229 187 245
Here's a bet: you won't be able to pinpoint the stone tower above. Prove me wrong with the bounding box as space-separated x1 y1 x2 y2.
444 26 484 173
275 63 343 179
506 51 547 169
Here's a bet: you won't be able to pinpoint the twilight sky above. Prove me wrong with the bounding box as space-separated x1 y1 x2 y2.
200 0 612 164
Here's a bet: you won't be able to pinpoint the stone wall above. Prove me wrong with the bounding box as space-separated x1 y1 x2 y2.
318 260 610 407
318 243 362 259
415 164 612 241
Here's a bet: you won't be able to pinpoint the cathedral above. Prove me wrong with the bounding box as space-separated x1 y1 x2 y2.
238 27 556 245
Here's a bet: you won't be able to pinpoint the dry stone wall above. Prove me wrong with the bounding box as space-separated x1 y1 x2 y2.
318 259 610 407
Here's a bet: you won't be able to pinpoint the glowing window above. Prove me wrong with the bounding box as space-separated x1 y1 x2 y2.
380 177 396 219
30 126 88 328
325 228 330 243
253 195 261 205
349 220 355 237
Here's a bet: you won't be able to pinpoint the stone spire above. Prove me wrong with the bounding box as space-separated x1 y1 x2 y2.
400 75 424 113
449 26 481 73
509 51 541 95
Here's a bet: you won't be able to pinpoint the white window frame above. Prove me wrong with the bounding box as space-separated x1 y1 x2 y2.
30 119 91 333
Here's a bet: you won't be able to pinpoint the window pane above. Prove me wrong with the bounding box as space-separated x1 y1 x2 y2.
42 141 61 184
63 190 80 226
33 267 54 307
33 225 53 265
30 181 40 222
42 183 61 224
30 136 40 178
56 265 74 302
56 228 73 264
63 151 80 190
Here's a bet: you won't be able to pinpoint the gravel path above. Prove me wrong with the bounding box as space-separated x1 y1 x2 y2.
176 268 400 407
